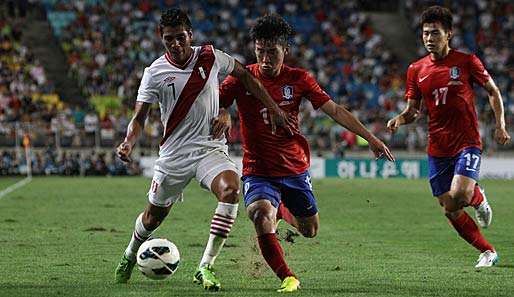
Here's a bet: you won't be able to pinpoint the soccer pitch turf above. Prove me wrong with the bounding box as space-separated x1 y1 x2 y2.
0 177 513 297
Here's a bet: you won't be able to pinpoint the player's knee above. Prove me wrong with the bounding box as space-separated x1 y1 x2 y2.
449 187 473 207
218 184 240 204
250 208 274 226
299 219 318 238
300 226 317 238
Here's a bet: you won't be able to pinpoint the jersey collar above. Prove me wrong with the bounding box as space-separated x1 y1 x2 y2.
165 49 194 70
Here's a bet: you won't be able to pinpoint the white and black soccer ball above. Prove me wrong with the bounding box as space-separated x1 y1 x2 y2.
136 238 180 280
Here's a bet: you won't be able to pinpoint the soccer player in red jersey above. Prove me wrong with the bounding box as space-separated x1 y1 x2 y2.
387 6 511 268
219 14 395 292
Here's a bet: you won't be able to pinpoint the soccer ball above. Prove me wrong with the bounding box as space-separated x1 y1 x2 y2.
136 238 180 280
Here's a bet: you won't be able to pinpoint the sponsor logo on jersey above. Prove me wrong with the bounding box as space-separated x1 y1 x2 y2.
164 76 176 86
449 66 460 80
419 74 430 83
282 85 294 100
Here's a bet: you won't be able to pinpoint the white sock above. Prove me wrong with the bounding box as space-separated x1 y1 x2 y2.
199 202 238 267
124 213 155 261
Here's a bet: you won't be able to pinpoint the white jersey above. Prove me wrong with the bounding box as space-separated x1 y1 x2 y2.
137 45 235 173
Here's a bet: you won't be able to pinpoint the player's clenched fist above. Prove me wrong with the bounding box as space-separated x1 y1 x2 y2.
116 141 133 163
494 127 511 145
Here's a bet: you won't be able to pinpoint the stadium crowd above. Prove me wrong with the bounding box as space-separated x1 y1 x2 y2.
40 0 405 156
0 148 142 176
0 0 512 168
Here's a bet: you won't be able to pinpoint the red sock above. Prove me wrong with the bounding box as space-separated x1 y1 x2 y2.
449 212 494 252
257 233 295 280
277 203 296 227
468 185 484 207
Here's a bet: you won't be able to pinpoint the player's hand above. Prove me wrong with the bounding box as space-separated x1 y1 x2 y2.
386 115 404 133
368 137 395 162
211 108 231 139
116 141 133 163
268 107 295 136
494 127 511 145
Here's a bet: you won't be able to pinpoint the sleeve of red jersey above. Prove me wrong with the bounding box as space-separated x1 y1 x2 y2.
302 71 331 109
219 75 240 108
405 64 421 101
469 54 491 87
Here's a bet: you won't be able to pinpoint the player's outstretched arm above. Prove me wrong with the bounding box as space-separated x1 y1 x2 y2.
230 60 294 135
386 99 421 133
116 102 151 162
484 78 511 145
321 100 395 161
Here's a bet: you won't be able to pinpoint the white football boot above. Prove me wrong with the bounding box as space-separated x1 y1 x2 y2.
475 250 499 268
474 187 492 228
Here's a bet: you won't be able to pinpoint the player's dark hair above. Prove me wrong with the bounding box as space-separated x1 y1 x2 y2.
250 14 294 46
159 8 192 35
420 6 453 31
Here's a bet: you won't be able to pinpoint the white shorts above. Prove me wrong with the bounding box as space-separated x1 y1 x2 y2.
147 150 238 207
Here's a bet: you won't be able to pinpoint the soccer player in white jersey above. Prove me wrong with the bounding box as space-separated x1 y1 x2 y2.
114 8 292 291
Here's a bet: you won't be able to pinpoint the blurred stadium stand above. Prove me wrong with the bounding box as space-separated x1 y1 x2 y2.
0 0 512 176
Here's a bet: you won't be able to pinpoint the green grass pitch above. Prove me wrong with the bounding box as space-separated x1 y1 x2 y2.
0 177 513 297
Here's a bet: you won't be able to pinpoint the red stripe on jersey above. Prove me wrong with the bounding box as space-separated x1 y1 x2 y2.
160 45 215 146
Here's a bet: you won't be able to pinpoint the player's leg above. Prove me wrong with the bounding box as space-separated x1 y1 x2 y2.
115 202 173 283
448 147 492 228
433 148 497 267
115 169 190 283
280 171 319 238
243 176 299 292
193 151 240 291
441 201 497 267
276 202 298 229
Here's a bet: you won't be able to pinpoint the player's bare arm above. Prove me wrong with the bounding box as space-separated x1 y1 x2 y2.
386 99 421 133
483 78 511 145
230 60 294 135
116 102 151 162
211 108 231 139
321 100 395 161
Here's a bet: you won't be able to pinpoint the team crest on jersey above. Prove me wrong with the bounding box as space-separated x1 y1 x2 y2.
164 76 176 86
282 85 294 100
449 67 460 80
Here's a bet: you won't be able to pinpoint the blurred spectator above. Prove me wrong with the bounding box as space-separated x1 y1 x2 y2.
0 148 141 176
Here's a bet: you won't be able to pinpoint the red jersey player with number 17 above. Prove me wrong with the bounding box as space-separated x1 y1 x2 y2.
387 6 510 268
220 14 395 293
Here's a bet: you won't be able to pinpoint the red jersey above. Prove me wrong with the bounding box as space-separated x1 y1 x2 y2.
405 50 490 157
220 64 330 176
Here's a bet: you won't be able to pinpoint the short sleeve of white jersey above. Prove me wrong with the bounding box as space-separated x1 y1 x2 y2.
214 48 235 77
136 67 159 104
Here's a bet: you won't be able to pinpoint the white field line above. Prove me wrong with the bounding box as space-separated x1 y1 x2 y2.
0 177 32 200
